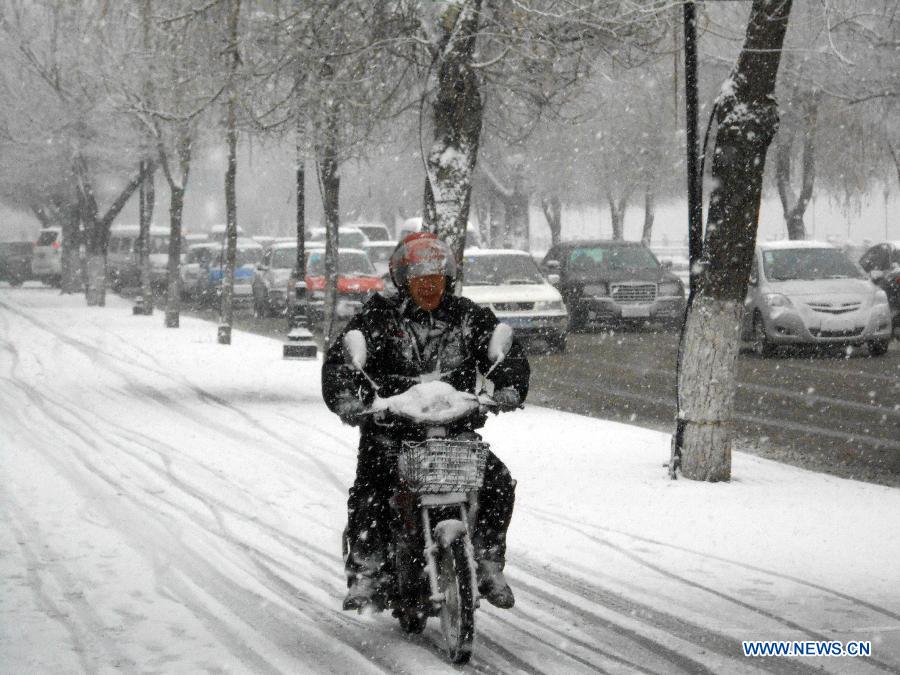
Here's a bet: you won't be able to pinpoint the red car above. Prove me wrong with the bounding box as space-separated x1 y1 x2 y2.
287 248 384 323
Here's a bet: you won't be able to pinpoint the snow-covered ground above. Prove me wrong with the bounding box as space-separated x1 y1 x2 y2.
1 286 898 674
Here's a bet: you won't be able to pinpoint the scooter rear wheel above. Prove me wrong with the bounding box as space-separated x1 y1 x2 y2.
438 539 475 664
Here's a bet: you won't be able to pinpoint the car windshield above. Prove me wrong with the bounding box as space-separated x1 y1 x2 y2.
762 248 864 281
358 226 390 241
37 230 59 246
271 248 297 269
567 245 658 278
307 251 376 276
148 236 169 254
366 246 394 264
464 254 545 286
188 247 214 264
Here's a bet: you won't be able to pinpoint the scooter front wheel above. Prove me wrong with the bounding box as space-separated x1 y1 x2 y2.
438 539 475 664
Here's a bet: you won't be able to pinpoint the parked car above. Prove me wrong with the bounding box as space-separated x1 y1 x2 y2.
541 240 685 330
107 224 175 291
349 222 392 242
286 248 383 324
741 241 892 356
306 226 369 250
207 223 246 243
182 239 262 306
364 240 396 277
0 241 33 286
461 249 569 352
657 254 690 289
252 241 299 317
858 241 900 338
181 242 219 301
398 217 482 248
31 226 63 287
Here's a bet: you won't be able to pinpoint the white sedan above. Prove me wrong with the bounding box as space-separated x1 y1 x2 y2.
461 248 569 352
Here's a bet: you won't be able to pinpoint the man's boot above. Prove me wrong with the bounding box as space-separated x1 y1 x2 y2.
476 555 515 609
343 550 385 612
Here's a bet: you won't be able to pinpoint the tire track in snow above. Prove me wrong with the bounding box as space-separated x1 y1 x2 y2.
2 391 381 674
528 505 900 623
522 509 900 674
0 487 100 673
1 299 348 494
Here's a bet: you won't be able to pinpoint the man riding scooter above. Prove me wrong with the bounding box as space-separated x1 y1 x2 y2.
322 232 529 611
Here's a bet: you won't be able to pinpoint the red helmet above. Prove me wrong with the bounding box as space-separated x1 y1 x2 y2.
389 232 457 291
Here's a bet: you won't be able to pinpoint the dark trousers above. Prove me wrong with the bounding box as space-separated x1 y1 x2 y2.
345 430 516 580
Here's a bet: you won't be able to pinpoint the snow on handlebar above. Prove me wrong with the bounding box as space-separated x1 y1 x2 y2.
363 381 496 424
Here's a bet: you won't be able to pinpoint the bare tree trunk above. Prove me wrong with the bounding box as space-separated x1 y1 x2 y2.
316 99 341 345
422 0 483 271
675 0 792 482
136 159 155 314
775 92 818 240
540 195 562 249
607 192 629 240
218 0 241 345
159 129 192 329
77 157 142 307
641 188 655 246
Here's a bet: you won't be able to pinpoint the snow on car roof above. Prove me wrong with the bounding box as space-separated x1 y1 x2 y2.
757 240 837 250
463 248 532 257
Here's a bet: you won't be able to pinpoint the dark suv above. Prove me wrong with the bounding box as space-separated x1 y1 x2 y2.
859 241 900 337
541 240 685 330
0 241 34 286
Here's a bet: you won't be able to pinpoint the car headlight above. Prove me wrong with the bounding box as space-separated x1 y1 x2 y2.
874 289 889 306
583 283 608 296
764 293 792 308
659 281 682 296
534 300 564 311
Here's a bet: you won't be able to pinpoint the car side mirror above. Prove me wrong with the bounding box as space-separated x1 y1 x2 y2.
547 273 560 286
543 260 560 273
869 269 884 281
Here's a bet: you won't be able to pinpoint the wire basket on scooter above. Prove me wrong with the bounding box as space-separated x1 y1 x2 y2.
398 439 489 494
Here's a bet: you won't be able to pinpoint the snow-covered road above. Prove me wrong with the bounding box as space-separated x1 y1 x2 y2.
2 287 899 674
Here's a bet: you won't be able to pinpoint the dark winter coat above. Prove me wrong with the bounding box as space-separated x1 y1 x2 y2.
322 292 530 433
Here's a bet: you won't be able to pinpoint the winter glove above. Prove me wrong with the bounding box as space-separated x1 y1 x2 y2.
335 394 368 426
492 386 521 412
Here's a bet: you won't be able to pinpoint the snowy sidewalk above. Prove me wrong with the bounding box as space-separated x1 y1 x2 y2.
1 286 899 674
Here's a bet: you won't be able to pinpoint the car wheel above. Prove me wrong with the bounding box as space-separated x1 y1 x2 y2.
569 310 587 333
553 334 567 353
751 312 776 357
867 338 889 357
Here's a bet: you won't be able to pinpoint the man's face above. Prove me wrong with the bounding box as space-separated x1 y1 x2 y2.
408 274 446 311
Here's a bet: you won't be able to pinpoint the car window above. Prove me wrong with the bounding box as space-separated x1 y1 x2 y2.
271 248 297 269
306 251 376 276
339 231 367 249
37 230 59 246
762 248 864 281
236 247 262 267
464 255 545 285
567 246 658 277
